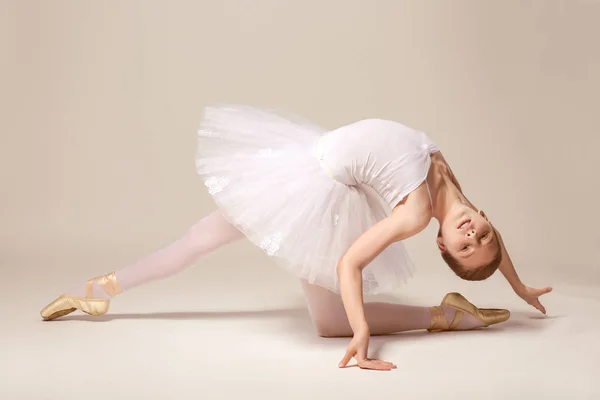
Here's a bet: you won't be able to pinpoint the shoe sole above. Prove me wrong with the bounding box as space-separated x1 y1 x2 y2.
43 307 77 321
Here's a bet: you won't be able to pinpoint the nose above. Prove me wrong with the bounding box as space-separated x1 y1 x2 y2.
466 228 476 238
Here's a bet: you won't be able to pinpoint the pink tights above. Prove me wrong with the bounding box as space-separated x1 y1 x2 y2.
66 210 483 336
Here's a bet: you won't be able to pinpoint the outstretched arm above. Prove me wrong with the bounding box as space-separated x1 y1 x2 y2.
434 152 553 313
337 184 431 370
496 229 553 314
496 230 525 291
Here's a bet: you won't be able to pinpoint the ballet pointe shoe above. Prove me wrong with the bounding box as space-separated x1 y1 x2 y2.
40 271 122 321
427 292 510 332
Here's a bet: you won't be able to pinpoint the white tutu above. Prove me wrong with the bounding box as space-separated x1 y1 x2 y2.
195 105 415 294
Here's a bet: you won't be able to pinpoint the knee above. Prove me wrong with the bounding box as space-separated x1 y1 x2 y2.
183 221 219 251
315 326 337 338
311 316 352 338
184 223 205 244
316 329 343 338
179 226 206 253
302 282 353 337
314 322 335 338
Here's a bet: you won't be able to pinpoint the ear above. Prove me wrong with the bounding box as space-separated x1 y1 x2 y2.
478 209 489 221
436 235 446 251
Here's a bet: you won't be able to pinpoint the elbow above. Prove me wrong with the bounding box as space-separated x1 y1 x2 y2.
336 257 361 280
336 258 349 280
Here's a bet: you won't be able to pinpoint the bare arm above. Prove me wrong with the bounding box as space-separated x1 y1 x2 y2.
434 153 552 313
496 230 525 292
337 212 428 334
337 185 431 368
496 225 553 314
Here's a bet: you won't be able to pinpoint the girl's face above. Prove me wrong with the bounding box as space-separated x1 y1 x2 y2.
437 205 499 269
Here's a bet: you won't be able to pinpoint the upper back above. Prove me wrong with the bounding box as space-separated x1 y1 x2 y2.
319 118 439 210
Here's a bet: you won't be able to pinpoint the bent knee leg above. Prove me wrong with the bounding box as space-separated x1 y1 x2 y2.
301 280 352 338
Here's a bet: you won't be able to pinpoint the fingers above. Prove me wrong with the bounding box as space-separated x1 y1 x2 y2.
532 286 552 314
338 348 355 368
533 287 552 295
533 300 546 314
358 359 397 371
339 351 397 371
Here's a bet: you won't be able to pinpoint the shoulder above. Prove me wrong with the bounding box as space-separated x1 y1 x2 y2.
389 182 432 239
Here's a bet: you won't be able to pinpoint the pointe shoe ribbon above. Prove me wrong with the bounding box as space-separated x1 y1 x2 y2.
88 271 122 298
40 271 122 321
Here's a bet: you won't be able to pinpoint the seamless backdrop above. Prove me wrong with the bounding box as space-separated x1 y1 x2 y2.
1 1 599 399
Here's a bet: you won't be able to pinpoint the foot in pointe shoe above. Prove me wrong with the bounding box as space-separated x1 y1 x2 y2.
40 271 122 321
427 292 510 332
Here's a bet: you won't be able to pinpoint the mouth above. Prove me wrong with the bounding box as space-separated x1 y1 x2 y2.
457 218 471 230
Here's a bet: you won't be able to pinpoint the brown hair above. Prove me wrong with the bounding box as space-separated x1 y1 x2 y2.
440 228 502 281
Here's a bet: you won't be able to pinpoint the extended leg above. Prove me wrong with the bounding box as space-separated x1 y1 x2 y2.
41 209 244 319
68 209 244 298
113 210 244 294
300 280 491 337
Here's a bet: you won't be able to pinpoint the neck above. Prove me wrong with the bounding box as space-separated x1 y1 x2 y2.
428 164 476 223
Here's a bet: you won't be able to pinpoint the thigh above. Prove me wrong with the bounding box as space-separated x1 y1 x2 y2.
300 280 350 334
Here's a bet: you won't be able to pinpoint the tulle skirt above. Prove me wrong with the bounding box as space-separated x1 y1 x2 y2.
195 105 415 295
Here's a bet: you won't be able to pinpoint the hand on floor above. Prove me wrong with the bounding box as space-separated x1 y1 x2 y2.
516 285 553 314
338 329 396 371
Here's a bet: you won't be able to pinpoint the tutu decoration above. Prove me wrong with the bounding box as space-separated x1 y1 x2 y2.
195 105 417 295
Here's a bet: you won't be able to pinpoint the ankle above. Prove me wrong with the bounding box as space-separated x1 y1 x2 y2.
65 271 123 300
93 271 122 297
441 305 484 330
441 305 457 326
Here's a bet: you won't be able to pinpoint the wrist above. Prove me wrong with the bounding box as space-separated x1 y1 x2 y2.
513 282 526 295
355 323 370 336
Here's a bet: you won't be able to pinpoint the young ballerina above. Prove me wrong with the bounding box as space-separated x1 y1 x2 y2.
40 105 552 370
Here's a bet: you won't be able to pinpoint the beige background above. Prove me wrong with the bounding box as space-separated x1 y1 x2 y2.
2 1 599 399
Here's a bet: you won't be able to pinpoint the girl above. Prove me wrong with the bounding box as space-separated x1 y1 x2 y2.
40 105 552 370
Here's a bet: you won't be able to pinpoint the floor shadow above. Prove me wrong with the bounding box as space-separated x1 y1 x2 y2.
41 306 564 352
46 307 310 322
44 306 561 327
43 306 323 344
